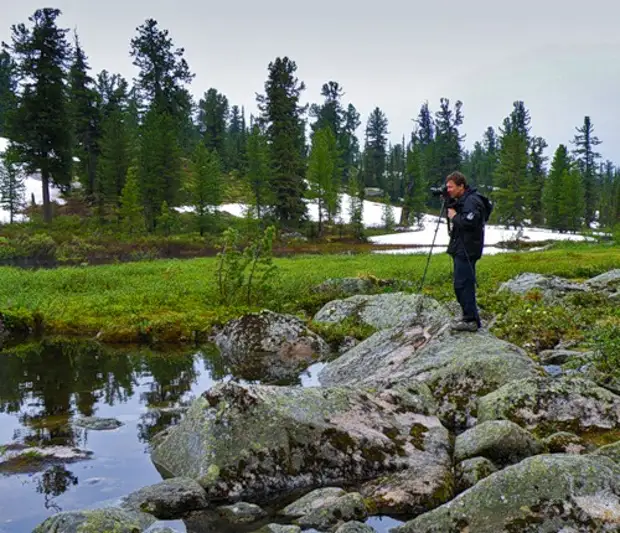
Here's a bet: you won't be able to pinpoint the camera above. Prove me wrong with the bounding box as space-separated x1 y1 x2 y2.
430 185 456 207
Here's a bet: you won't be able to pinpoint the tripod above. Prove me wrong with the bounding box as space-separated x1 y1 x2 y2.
418 198 450 292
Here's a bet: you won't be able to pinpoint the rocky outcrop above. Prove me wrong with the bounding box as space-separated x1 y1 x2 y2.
74 416 124 431
32 507 156 533
151 381 451 506
319 322 539 430
454 457 497 493
313 292 450 330
393 454 620 533
214 310 331 383
497 272 587 301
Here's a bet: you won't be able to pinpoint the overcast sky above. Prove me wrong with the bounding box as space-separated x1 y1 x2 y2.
2 0 619 164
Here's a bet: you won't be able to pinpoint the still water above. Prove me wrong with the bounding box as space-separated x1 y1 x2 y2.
0 339 403 533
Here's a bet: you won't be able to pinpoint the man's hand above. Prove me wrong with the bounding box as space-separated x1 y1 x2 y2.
447 208 456 219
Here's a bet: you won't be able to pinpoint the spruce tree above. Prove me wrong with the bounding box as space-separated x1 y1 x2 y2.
246 123 271 220
119 165 144 234
189 143 222 235
347 168 365 240
0 146 25 223
198 88 229 165
227 105 247 173
341 104 361 182
542 144 571 230
309 81 345 137
562 168 585 232
527 136 548 225
363 107 389 189
434 98 464 178
571 116 601 226
480 127 499 192
0 51 17 137
307 126 340 234
4 8 73 223
402 138 428 226
256 56 308 226
598 161 616 229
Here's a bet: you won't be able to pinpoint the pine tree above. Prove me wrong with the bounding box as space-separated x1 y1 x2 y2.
256 56 308 226
189 143 222 235
69 32 101 199
341 104 361 182
0 51 17 137
542 144 571 230
402 139 428 226
227 105 247 173
246 123 271 220
198 88 229 165
571 116 601 226
527 136 548 225
0 146 25 223
307 126 340 235
119 165 144 234
309 81 345 137
480 127 499 192
364 107 389 189
4 8 73 223
347 168 364 240
434 98 464 179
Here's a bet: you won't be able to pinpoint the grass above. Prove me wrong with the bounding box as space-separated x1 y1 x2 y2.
0 242 617 346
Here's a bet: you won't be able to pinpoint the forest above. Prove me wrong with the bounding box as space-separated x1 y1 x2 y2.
0 7 619 251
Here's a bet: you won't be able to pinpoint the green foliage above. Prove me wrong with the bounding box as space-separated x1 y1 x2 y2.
119 165 145 235
189 143 222 235
588 321 620 373
363 107 389 189
0 146 25 223
198 88 229 165
215 225 279 306
347 169 364 240
381 193 395 231
156 200 176 236
246 123 272 220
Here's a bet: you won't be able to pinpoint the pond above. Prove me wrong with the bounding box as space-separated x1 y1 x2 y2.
0 339 404 533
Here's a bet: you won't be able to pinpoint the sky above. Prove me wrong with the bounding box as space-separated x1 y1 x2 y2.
2 0 619 164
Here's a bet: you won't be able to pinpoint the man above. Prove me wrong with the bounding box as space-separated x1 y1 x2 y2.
445 171 492 332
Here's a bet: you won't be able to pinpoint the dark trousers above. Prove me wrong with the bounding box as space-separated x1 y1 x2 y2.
452 254 480 327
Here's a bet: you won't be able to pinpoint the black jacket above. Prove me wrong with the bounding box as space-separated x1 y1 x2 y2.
447 187 492 260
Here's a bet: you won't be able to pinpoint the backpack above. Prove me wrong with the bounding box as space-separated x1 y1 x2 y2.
478 193 493 223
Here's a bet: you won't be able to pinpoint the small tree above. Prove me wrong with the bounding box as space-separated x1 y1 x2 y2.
381 192 395 230
157 200 175 235
119 165 144 235
0 147 25 223
189 143 222 236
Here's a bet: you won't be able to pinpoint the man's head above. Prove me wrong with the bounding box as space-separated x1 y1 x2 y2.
446 171 468 199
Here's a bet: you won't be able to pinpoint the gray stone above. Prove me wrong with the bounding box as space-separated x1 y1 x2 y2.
0 445 93 474
151 381 451 504
391 454 620 533
312 278 375 296
214 310 331 383
252 526 302 533
477 376 620 439
543 432 589 454
539 349 594 366
294 492 368 530
455 457 497 493
313 292 450 331
585 269 620 293
497 272 587 302
335 521 376 533
320 322 538 430
122 477 208 519
32 507 155 533
592 441 620 464
74 416 124 431
454 420 544 467
217 501 267 524
280 487 347 518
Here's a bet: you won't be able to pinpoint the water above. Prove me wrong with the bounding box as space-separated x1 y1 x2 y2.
0 340 402 532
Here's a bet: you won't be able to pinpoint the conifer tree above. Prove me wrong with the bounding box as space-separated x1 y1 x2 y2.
347 168 364 240
119 165 144 234
0 146 25 223
227 105 247 173
402 139 427 226
562 168 585 232
363 107 389 189
527 136 548 225
256 56 308 226
246 123 271 220
198 88 229 165
341 104 361 182
381 192 395 230
0 51 17 137
542 144 571 230
571 116 601 226
4 8 73 223
479 127 499 192
189 143 222 235
434 98 464 178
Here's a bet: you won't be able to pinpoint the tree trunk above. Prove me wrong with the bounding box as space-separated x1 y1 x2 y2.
42 170 52 223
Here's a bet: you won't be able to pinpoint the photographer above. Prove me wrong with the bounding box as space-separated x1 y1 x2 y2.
444 171 492 332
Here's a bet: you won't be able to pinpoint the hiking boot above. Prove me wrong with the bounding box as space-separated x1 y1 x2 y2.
450 319 479 332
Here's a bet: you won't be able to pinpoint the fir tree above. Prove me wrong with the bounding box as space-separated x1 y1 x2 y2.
542 144 571 230
341 104 361 182
198 88 229 165
246 123 271 220
571 116 601 226
189 143 222 235
256 56 308 226
364 107 389 189
307 126 340 235
0 51 17 137
97 107 131 211
527 136 548 225
434 98 464 178
480 127 499 192
347 168 364 240
381 192 395 230
0 146 25 223
227 105 247 173
4 8 73 223
119 165 144 234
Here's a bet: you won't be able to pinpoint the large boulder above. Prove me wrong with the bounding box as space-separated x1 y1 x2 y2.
313 293 451 331
392 454 620 533
319 321 539 430
33 507 155 533
477 376 620 440
151 381 451 505
497 272 587 302
585 268 620 296
214 310 330 383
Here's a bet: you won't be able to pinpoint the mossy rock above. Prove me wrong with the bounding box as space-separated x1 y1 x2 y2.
455 457 497 494
392 454 620 533
33 507 155 533
591 440 620 464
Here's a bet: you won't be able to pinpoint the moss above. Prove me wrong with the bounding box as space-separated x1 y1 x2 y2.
409 423 428 451
324 427 356 453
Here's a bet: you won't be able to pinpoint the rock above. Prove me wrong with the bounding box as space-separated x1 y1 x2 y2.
144 525 181 533
294 492 368 530
585 269 620 294
0 445 93 474
455 457 497 493
280 487 347 518
74 416 124 430
544 432 589 454
539 349 594 366
252 525 301 533
592 441 620 464
477 376 620 440
252 526 301 533
312 278 375 295
214 310 331 383
338 336 359 354
392 454 620 533
454 420 544 467
217 501 267 523
122 477 209 519
335 522 376 533
313 293 450 331
497 272 587 302
359 460 453 515
320 322 538 431
151 381 451 505
32 507 155 533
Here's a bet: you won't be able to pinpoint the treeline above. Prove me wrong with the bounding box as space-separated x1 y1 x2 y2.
0 8 618 237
